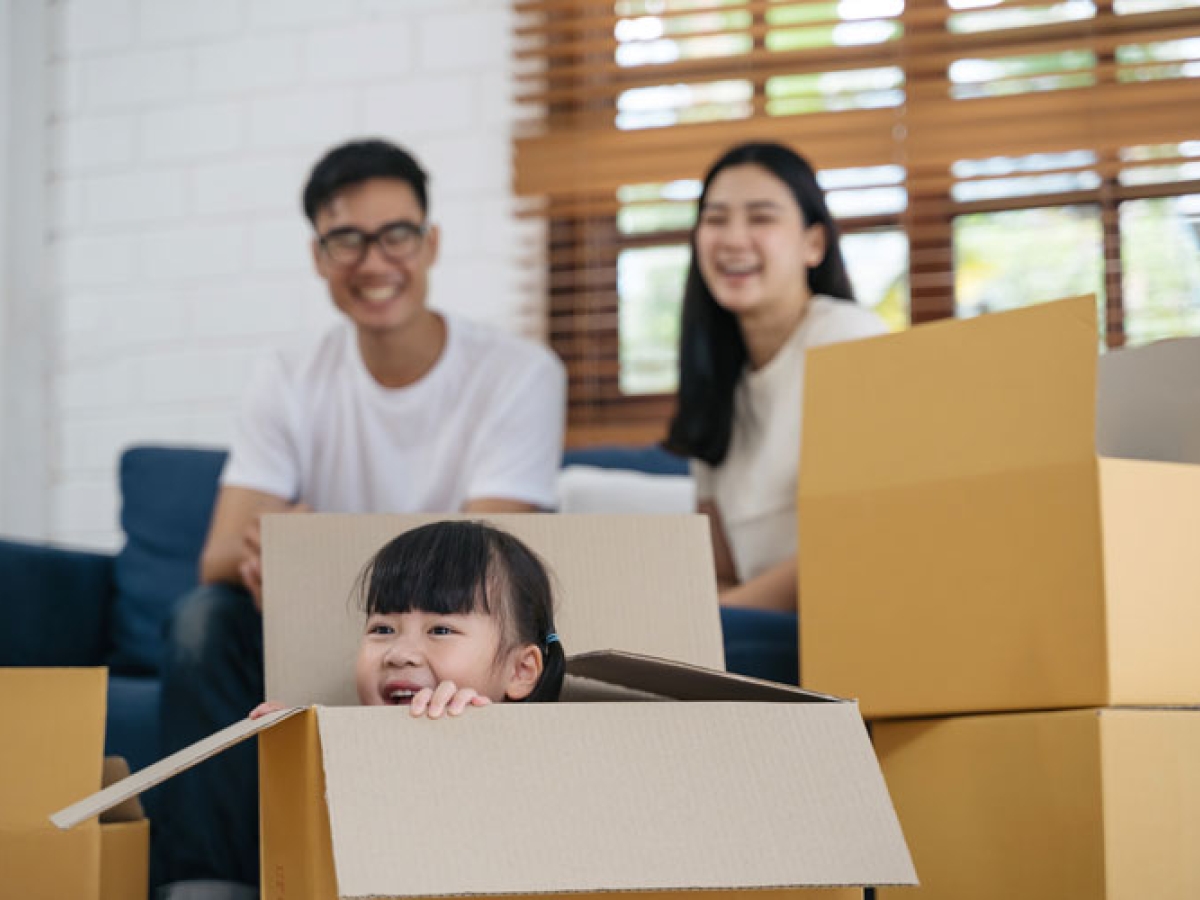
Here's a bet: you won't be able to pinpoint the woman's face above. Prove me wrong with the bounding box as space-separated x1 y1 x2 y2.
695 163 826 318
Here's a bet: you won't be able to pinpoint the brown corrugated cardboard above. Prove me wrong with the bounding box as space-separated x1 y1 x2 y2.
55 515 916 896
799 297 1200 717
565 647 842 702
261 514 726 705
2 668 104 900
99 821 150 900
0 668 150 900
99 759 149 900
873 707 1200 899
56 652 915 896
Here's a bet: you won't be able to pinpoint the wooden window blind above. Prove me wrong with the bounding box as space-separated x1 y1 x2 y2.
513 0 1200 446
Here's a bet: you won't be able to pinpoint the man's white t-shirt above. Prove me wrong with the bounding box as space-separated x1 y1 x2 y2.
221 314 566 512
692 296 887 583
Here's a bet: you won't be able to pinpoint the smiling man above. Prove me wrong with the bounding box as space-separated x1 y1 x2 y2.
151 140 565 900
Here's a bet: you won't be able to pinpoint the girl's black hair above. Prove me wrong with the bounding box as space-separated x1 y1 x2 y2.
357 520 564 702
664 142 856 466
302 138 429 224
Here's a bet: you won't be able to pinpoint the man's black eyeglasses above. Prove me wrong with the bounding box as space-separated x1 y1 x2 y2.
317 220 428 266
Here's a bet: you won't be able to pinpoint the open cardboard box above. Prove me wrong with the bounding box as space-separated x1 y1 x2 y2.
2 668 149 900
799 297 1200 718
872 706 1200 899
54 514 916 898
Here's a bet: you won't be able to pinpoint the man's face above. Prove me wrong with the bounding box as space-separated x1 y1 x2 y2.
311 177 440 336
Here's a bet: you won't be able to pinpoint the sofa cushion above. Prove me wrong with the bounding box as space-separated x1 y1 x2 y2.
561 444 688 476
105 674 162 773
110 446 227 674
557 466 695 514
0 539 113 665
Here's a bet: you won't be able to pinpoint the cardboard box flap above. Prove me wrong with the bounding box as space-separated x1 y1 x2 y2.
1 668 107 825
1097 335 1200 464
98 758 143 824
802 296 1099 495
567 649 842 703
315 704 917 895
52 707 302 830
262 514 725 706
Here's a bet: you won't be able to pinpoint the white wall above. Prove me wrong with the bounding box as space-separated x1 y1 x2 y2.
11 0 539 549
0 2 52 542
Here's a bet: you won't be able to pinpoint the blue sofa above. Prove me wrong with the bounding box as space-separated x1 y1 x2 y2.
0 443 694 773
0 447 228 773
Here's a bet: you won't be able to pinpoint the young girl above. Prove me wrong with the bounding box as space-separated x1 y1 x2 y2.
664 142 887 681
254 520 565 719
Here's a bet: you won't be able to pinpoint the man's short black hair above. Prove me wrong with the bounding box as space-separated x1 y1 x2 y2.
302 138 429 224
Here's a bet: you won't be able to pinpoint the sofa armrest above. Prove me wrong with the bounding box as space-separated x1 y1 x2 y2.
0 538 114 665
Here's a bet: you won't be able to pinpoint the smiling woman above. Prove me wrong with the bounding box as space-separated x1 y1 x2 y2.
665 142 887 622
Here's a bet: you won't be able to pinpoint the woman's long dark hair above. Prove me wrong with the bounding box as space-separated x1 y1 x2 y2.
357 520 564 702
664 142 855 466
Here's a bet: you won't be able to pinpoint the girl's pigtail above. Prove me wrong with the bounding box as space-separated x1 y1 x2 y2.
526 634 565 703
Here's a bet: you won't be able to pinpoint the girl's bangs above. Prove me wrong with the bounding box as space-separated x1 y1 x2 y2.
360 524 496 618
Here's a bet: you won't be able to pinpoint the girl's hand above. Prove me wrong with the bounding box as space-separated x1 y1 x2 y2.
250 701 287 719
409 681 492 719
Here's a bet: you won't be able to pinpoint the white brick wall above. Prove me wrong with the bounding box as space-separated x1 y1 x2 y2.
29 0 536 548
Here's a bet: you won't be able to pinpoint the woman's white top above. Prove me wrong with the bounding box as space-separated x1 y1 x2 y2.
691 296 888 582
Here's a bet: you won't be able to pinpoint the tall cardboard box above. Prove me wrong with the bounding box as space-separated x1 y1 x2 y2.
258 514 729 704
55 515 917 898
872 707 1200 899
799 298 1200 718
1 668 149 900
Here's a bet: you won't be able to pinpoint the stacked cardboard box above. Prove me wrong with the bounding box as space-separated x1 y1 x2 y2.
798 297 1200 898
0 668 149 900
56 514 917 899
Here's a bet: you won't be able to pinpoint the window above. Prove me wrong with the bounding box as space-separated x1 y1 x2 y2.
953 205 1106 319
1120 192 1200 343
514 0 1200 444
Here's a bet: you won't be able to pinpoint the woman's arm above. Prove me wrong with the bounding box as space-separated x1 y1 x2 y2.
698 501 738 591
718 555 797 613
700 501 798 611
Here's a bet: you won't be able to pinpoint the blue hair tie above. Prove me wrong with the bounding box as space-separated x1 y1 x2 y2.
545 633 560 645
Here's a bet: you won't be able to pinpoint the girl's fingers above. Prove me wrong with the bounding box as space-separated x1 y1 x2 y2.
447 688 480 716
409 682 488 718
425 681 459 719
409 687 434 717
250 701 284 719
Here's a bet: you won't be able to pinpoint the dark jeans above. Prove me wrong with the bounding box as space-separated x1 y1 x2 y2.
719 606 799 685
149 583 263 892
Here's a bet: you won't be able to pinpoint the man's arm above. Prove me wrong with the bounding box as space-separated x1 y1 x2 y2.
199 485 296 604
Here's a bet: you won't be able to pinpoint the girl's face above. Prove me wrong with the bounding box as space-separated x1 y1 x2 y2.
695 163 826 318
355 610 539 705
